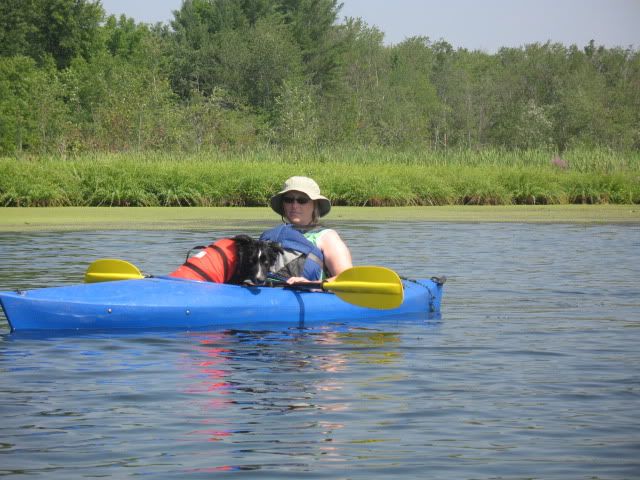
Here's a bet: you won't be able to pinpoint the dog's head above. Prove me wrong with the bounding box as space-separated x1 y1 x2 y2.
232 235 283 284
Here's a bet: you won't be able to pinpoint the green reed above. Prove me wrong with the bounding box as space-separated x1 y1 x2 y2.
1 147 638 207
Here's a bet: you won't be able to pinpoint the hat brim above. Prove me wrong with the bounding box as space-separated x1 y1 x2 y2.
270 191 331 217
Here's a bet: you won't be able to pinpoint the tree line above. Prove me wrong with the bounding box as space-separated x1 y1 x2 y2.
1 0 638 156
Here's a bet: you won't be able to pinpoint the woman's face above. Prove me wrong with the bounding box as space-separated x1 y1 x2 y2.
282 190 314 226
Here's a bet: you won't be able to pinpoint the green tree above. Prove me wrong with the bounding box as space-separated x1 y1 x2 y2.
169 0 345 102
213 17 304 109
180 89 263 149
380 37 440 146
103 14 151 59
0 56 69 153
64 51 180 151
169 0 252 98
318 17 388 145
583 44 640 149
172 0 248 37
276 0 345 91
428 40 457 148
0 0 38 58
170 1 306 116
0 0 104 69
271 79 319 146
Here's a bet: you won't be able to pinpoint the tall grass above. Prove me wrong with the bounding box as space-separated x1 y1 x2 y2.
1 147 638 206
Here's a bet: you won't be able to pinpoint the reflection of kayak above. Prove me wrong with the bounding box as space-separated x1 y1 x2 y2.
0 277 444 332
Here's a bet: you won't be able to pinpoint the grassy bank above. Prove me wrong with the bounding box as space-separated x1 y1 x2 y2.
0 205 638 232
1 147 639 207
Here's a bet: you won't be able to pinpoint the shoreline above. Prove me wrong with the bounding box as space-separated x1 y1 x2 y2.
0 206 639 231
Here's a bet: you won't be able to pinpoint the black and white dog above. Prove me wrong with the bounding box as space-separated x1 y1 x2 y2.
231 235 283 284
169 234 283 284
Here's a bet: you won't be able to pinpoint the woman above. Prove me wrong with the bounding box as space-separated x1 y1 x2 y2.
260 176 352 283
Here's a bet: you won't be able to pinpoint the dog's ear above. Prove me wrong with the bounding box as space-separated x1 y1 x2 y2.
232 234 253 246
265 242 283 264
269 241 284 254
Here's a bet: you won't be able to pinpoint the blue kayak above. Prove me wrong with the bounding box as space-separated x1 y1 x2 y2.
0 277 444 333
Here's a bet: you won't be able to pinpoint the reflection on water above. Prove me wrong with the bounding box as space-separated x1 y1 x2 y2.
1 222 639 478
175 329 407 473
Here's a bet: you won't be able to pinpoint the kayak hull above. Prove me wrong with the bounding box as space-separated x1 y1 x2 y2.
0 277 443 332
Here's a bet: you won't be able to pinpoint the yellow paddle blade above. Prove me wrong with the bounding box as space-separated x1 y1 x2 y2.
84 259 144 283
323 266 404 310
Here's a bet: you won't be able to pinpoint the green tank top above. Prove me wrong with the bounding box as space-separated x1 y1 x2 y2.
303 228 329 247
302 228 329 279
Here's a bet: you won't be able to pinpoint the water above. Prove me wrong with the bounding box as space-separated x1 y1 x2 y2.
1 222 639 479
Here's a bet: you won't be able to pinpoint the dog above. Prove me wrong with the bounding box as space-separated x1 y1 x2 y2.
169 234 283 285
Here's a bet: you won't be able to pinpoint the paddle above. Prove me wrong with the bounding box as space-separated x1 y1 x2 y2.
84 258 145 283
84 260 403 309
280 266 404 310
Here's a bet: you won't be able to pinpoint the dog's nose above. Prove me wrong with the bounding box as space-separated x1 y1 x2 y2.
253 271 266 283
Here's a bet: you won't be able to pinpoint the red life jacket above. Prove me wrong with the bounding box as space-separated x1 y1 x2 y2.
169 238 238 283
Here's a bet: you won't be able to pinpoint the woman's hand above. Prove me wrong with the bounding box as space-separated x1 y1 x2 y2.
285 276 311 284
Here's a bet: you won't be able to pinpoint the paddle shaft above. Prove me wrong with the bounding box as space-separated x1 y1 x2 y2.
285 279 402 295
86 260 404 309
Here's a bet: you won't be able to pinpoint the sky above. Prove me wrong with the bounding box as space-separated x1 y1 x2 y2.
100 0 640 53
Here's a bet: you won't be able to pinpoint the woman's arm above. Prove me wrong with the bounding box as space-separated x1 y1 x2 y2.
318 229 352 281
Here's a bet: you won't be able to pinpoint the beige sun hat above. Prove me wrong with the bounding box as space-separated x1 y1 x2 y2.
270 176 331 217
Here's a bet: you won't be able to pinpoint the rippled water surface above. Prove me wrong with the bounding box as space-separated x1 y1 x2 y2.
1 222 639 479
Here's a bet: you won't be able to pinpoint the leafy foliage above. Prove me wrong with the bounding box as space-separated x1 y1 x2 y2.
0 1 638 155
0 0 103 69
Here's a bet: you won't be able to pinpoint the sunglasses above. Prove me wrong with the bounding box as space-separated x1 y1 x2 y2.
282 196 311 205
